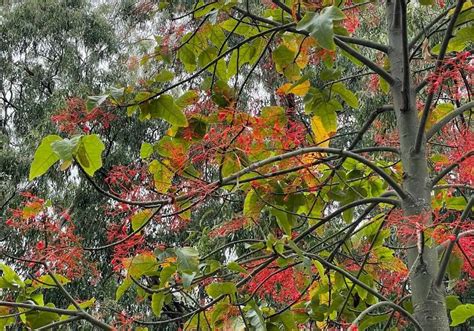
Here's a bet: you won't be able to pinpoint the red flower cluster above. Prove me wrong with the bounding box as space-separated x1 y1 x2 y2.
427 51 473 100
5 193 96 279
208 217 247 238
51 97 116 134
107 223 146 272
105 164 152 197
343 1 361 34
386 209 431 242
246 262 305 304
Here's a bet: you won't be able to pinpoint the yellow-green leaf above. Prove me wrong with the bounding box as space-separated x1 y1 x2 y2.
29 135 62 180
131 209 153 232
151 293 165 317
76 135 105 177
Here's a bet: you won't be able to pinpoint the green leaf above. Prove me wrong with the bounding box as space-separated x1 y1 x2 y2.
310 100 339 147
159 265 177 288
149 160 174 193
0 264 24 289
131 209 153 232
76 135 105 177
227 261 248 274
331 82 359 108
126 253 158 279
154 70 174 82
272 45 294 72
445 196 469 211
243 190 263 220
446 295 462 310
175 247 199 273
25 303 59 329
140 142 154 159
273 310 297 330
29 135 62 180
450 304 474 326
296 6 345 50
419 0 434 4
33 274 70 289
447 253 463 280
86 94 108 111
206 282 237 299
51 136 81 161
116 277 133 301
380 77 390 94
246 300 266 331
211 302 231 327
270 207 292 236
60 298 96 321
151 293 165 317
178 43 197 72
143 95 188 127
176 90 199 108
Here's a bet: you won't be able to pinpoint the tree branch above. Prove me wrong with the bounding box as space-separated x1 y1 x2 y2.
304 254 423 331
221 147 407 199
431 150 474 186
123 23 296 107
334 38 395 85
426 101 474 140
414 0 466 153
435 195 473 287
336 35 389 53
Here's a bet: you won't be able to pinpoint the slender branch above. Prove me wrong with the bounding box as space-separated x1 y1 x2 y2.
352 301 415 328
435 195 473 287
436 229 474 252
293 197 400 245
431 150 474 186
426 101 474 140
409 4 455 49
304 254 423 331
271 0 292 16
35 316 82 331
220 147 407 199
171 1 217 20
414 0 466 153
237 30 277 101
78 165 170 207
348 106 393 150
0 301 79 316
336 35 388 53
123 23 296 107
334 38 395 85
343 1 372 11
47 269 82 311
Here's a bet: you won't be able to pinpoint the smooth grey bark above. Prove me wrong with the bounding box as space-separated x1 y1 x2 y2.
386 1 450 330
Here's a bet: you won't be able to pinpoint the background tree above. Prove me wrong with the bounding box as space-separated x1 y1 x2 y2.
1 0 473 330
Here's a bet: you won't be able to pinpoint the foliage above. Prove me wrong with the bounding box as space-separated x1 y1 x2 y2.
1 0 473 330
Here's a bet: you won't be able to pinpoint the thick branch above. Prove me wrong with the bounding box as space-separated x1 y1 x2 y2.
431 150 474 186
334 38 395 85
426 101 474 140
336 35 389 53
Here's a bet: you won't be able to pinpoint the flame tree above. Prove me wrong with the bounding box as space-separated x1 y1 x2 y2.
1 0 473 330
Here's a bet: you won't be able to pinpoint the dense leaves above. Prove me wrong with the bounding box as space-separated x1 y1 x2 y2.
1 0 473 330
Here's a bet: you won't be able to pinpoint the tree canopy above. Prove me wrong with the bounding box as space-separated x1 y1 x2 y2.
1 0 473 330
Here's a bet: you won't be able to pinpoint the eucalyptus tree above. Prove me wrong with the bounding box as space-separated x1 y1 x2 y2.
1 1 473 330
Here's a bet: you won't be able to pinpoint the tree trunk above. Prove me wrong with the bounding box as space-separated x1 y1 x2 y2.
386 1 449 329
